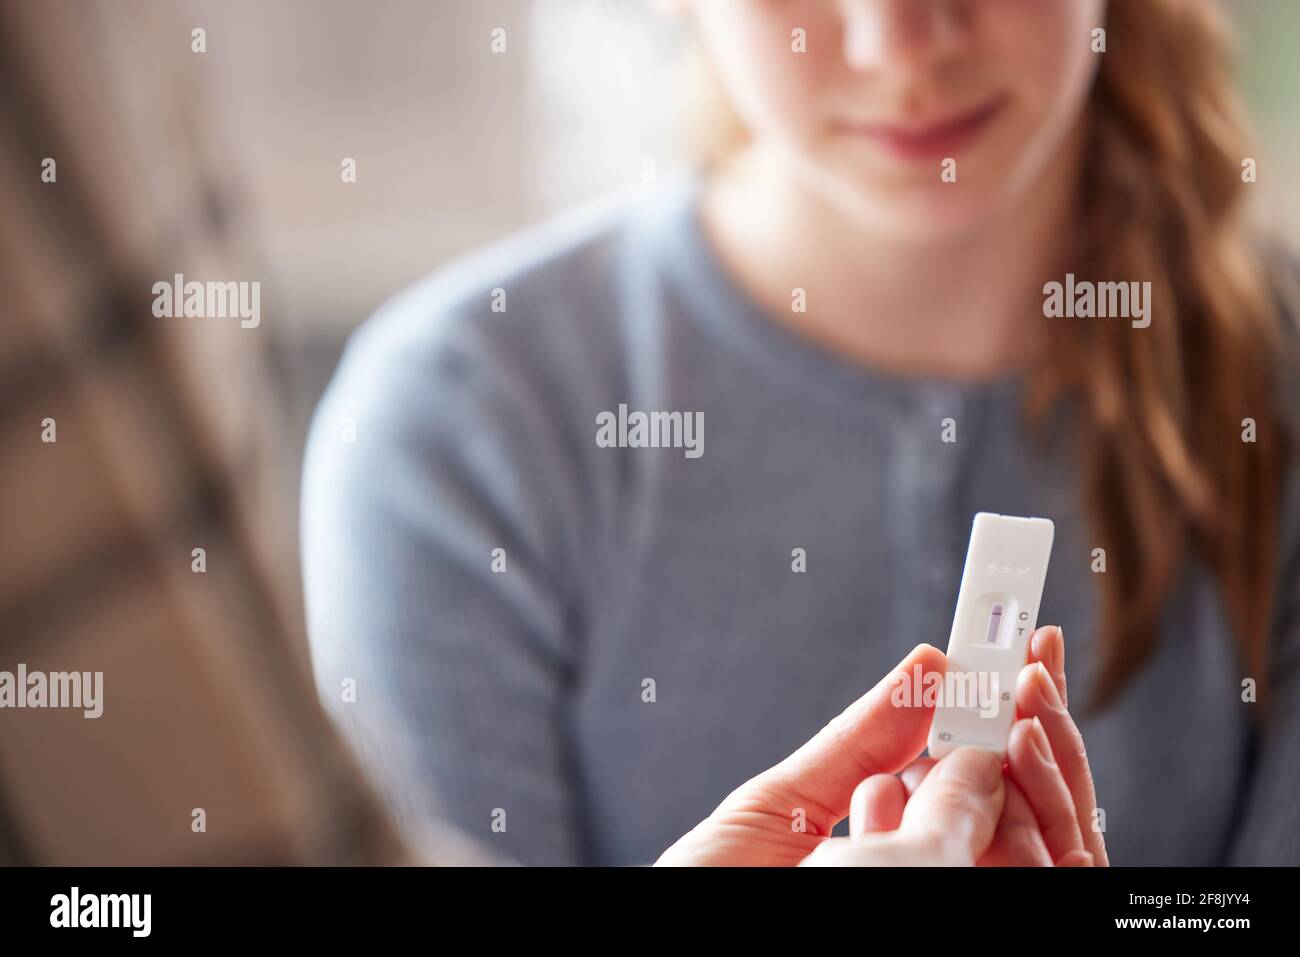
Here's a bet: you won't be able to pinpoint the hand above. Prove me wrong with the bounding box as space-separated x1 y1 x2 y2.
658 643 999 866
799 746 1005 866
838 626 1108 867
656 627 1107 867
1008 624 1108 865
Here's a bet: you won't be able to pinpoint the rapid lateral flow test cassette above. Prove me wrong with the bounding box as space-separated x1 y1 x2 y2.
928 512 1055 758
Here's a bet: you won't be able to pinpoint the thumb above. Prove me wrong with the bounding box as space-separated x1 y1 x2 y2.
898 748 1005 865
737 643 945 832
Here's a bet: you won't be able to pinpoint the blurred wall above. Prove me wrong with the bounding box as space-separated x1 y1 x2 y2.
186 0 685 515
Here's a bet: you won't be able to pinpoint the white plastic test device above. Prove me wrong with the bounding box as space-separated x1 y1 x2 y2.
927 512 1054 758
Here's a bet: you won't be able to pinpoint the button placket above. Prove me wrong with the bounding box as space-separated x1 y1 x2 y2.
918 385 968 608
884 386 969 648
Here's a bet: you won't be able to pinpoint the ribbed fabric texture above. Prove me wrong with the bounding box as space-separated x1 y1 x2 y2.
302 171 1300 866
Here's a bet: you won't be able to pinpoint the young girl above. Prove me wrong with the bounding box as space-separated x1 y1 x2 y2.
302 0 1300 865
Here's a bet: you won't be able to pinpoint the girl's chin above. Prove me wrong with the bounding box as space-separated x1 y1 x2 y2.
829 185 1006 245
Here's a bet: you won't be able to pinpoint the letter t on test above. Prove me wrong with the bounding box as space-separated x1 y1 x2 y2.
928 513 1054 758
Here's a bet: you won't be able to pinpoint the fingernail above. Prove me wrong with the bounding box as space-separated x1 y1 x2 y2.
1031 626 1063 675
1034 661 1062 709
1029 716 1054 764
1031 627 1049 660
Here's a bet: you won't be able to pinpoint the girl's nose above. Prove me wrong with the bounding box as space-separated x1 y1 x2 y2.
839 0 967 75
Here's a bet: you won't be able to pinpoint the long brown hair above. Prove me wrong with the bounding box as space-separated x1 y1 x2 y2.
685 0 1299 713
1034 0 1297 714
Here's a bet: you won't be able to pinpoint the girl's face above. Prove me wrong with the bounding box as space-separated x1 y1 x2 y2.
689 0 1105 241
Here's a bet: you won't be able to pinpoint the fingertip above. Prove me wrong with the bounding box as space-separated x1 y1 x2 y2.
937 746 1004 796
1029 625 1062 669
850 774 906 837
1007 717 1051 767
1015 664 1039 712
1016 660 1062 715
1007 716 1033 755
1034 661 1063 708
905 748 1006 863
899 756 937 796
1028 626 1049 661
905 643 948 674
1029 626 1068 704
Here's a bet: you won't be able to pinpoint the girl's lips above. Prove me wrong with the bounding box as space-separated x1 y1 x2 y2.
832 95 1009 161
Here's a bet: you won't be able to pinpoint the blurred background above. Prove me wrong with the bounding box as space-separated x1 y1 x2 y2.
0 0 1297 864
